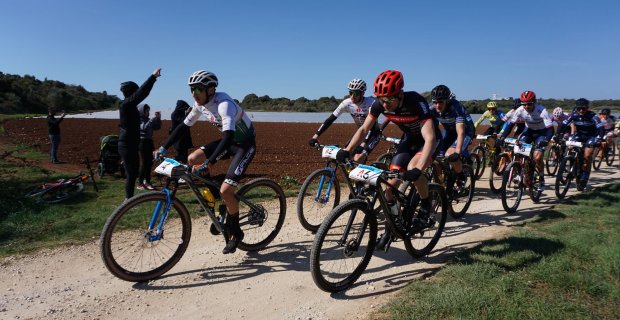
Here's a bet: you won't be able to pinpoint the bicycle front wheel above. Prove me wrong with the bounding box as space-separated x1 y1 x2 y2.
471 146 487 179
592 146 604 171
489 153 510 194
545 145 561 176
296 168 340 233
237 178 287 251
402 183 448 258
448 165 475 219
99 192 192 282
555 157 575 199
310 199 377 293
529 167 544 203
501 162 523 214
40 182 85 203
606 143 615 166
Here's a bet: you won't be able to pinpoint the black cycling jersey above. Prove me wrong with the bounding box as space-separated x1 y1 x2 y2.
560 110 604 138
369 91 439 138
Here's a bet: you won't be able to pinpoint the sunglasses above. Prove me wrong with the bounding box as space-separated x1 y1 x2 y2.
190 86 205 95
432 99 447 104
576 107 587 111
378 96 398 104
349 90 363 97
521 102 534 106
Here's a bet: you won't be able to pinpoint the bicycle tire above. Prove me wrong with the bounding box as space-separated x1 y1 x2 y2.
555 156 575 199
402 183 448 258
296 168 340 233
471 146 487 179
592 146 603 171
99 192 192 282
309 199 377 293
501 162 523 214
39 182 85 204
375 153 393 167
528 167 544 203
489 153 510 194
606 143 615 166
448 165 475 219
545 145 561 176
237 178 287 251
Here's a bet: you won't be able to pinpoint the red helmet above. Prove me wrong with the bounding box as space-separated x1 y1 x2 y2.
374 70 404 97
520 90 536 103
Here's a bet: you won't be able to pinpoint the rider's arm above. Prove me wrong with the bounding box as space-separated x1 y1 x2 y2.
455 122 465 154
207 130 234 164
312 114 338 139
500 121 514 138
345 115 376 152
474 111 487 128
163 123 190 149
415 119 436 170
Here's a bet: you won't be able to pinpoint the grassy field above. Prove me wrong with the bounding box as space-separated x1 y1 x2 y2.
372 183 620 319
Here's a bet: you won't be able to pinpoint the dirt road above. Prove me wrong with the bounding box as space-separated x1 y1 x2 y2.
2 165 618 319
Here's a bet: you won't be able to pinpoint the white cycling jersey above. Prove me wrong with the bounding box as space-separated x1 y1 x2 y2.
184 92 254 142
505 104 553 130
332 96 375 126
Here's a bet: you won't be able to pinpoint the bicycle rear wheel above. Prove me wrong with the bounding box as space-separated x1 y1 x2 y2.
99 192 192 282
296 168 340 233
237 178 287 251
448 165 475 219
545 145 561 176
555 157 575 199
606 143 615 166
39 182 85 203
309 199 377 293
402 183 448 258
489 153 510 194
501 162 523 214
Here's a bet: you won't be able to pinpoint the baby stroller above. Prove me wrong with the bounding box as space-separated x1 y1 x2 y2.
97 135 124 178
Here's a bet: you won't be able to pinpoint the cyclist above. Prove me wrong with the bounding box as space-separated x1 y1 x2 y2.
157 70 256 254
308 79 379 162
500 98 526 138
499 91 553 189
430 84 475 180
474 101 505 136
335 70 439 235
599 108 616 135
556 98 604 190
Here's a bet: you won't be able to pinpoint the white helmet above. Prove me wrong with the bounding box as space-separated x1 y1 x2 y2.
188 70 218 87
553 107 563 118
347 79 367 92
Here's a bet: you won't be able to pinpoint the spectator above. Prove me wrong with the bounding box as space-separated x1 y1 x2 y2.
169 100 193 163
137 104 161 190
47 107 66 164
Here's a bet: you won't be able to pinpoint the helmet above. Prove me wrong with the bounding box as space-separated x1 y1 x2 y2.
520 91 536 103
431 85 451 101
512 98 521 109
575 98 590 109
553 107 564 118
374 70 404 97
487 101 498 109
120 81 139 98
600 108 611 116
347 79 367 92
188 70 218 87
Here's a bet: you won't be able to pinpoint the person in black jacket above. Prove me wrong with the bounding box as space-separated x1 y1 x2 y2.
47 107 66 164
137 104 161 190
118 68 161 200
169 100 193 163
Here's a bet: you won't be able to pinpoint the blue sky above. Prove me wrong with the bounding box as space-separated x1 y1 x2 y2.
1 0 619 109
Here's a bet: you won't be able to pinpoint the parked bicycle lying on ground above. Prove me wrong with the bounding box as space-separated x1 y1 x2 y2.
25 157 98 203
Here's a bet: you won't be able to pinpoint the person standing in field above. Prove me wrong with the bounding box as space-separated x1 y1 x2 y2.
137 103 161 190
47 107 66 164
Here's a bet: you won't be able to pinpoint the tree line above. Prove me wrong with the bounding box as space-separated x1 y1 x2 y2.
2 71 619 115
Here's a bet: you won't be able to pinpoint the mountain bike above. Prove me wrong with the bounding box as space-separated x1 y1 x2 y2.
309 161 447 292
592 132 615 170
100 158 286 282
296 145 369 233
374 135 401 167
422 155 475 219
500 141 545 213
25 157 99 203
470 134 497 179
555 140 589 198
488 138 517 194
545 136 565 176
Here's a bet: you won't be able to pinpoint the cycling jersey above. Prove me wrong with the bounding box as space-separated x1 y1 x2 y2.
185 92 255 143
505 104 553 130
502 109 525 124
550 112 569 126
332 96 375 126
599 115 616 133
560 110 604 138
432 99 475 156
474 109 505 129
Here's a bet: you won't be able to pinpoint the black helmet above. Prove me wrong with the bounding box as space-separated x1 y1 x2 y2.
575 98 590 108
120 81 139 98
600 108 611 116
512 98 521 109
431 85 451 101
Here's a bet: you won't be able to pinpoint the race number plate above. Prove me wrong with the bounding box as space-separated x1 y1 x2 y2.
348 164 384 186
565 140 583 148
154 158 184 177
322 145 341 159
476 134 491 140
514 143 533 156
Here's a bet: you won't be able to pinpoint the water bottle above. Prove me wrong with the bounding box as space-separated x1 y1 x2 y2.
200 188 216 208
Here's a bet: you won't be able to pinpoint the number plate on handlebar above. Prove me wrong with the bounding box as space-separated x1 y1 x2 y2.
504 138 518 145
565 140 583 148
385 137 401 144
476 134 491 140
322 145 341 159
349 164 384 186
154 158 186 178
514 143 533 156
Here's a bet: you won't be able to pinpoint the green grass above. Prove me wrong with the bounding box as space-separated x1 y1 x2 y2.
373 183 620 320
